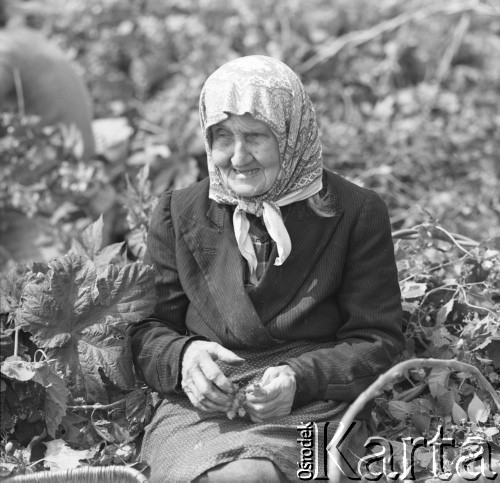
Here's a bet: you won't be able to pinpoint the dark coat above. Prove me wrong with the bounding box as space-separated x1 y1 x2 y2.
129 169 404 407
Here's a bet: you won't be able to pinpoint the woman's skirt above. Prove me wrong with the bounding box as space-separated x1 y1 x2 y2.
140 340 367 482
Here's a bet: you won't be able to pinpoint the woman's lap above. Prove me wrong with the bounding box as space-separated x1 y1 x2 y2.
141 343 355 482
141 396 353 482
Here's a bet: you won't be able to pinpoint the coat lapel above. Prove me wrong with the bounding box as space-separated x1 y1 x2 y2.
247 198 344 323
176 184 344 344
177 200 277 348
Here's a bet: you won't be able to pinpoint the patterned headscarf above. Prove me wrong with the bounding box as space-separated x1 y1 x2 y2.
199 55 323 277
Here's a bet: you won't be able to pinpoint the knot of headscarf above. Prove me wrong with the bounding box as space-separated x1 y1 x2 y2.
233 178 321 276
199 55 323 279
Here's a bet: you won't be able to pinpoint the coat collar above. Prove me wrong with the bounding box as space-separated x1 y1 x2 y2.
204 193 319 228
178 201 275 348
206 199 226 230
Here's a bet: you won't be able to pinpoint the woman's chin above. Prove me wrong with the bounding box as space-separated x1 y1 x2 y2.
227 181 269 198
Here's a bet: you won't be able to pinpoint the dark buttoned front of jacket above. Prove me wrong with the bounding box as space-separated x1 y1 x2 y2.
129 169 404 408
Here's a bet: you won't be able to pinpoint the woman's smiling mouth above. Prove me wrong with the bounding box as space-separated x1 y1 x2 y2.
233 168 261 178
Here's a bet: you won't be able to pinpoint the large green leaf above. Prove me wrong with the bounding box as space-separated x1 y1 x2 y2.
70 215 126 269
18 254 155 401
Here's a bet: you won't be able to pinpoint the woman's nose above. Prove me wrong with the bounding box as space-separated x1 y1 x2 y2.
231 139 251 166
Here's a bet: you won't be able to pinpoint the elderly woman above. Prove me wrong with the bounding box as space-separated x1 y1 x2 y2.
130 55 404 482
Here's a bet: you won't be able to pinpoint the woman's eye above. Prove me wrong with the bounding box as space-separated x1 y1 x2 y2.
213 130 231 140
246 133 266 142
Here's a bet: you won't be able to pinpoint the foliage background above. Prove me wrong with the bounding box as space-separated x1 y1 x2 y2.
0 0 499 480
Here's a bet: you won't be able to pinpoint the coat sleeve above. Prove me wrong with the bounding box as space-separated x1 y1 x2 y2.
283 190 404 407
128 191 206 394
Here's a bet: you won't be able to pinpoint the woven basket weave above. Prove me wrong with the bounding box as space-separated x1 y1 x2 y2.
5 466 148 482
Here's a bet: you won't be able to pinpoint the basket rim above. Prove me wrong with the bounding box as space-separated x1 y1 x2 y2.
4 464 149 482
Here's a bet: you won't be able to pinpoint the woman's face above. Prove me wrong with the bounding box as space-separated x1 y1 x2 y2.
210 113 280 197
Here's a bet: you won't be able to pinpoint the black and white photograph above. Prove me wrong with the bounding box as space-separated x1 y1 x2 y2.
1 0 499 481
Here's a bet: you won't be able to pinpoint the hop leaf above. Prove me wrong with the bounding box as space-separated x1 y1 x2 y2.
70 216 126 268
452 402 468 424
428 367 451 398
467 393 490 424
388 400 412 420
400 282 427 300
18 253 156 401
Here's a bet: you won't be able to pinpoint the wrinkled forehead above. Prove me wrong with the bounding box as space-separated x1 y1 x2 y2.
212 113 275 134
201 56 301 137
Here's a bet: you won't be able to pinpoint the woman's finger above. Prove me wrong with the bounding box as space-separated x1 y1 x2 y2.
205 343 244 365
183 372 229 411
246 407 282 423
246 380 283 403
245 387 273 403
246 401 292 422
198 356 235 396
182 370 210 403
190 368 232 409
184 386 222 412
248 367 296 404
196 397 227 412
183 384 203 409
245 399 280 416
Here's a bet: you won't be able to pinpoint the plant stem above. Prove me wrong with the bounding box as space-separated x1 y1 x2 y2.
14 327 19 358
392 226 479 248
298 2 499 74
67 399 126 411
13 68 25 117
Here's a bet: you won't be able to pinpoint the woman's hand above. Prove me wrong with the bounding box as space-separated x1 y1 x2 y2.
181 340 244 413
245 365 297 423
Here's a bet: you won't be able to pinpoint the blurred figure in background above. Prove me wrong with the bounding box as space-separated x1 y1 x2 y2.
0 0 95 160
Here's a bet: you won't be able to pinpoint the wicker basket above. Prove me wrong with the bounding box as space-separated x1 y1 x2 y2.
5 466 148 482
